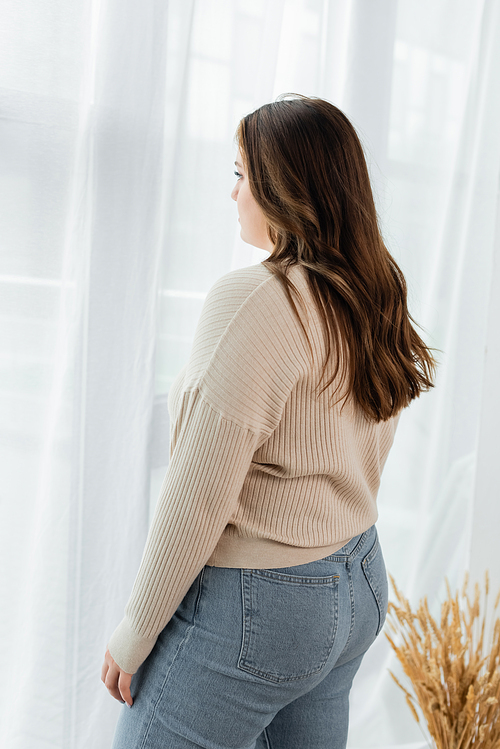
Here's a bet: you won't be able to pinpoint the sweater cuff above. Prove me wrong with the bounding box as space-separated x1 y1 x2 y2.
107 617 158 674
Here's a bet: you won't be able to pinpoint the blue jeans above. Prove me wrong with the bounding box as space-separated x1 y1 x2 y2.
112 524 388 749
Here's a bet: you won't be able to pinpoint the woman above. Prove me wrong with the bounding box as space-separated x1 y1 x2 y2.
102 94 437 748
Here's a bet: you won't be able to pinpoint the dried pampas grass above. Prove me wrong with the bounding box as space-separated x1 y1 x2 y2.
386 572 500 749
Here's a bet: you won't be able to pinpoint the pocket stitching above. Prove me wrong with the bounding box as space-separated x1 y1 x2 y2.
252 569 340 585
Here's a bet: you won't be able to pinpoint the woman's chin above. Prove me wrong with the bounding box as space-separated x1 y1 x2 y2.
239 230 253 246
239 232 264 252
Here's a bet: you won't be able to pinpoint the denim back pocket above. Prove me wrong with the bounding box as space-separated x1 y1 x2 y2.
237 568 340 683
361 534 388 636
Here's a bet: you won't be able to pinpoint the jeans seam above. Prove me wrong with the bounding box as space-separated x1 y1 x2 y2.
362 544 386 635
138 568 206 749
326 526 375 564
238 568 249 669
193 565 207 621
362 535 380 567
263 726 272 748
251 569 340 584
338 561 355 661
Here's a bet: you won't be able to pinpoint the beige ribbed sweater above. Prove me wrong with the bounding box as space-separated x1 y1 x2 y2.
108 262 401 673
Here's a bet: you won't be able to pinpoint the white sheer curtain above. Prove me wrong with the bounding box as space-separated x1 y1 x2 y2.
1 1 499 747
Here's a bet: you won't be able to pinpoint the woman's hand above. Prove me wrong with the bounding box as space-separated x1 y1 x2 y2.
101 648 133 706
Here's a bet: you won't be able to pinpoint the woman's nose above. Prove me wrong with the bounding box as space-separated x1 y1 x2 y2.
231 183 238 202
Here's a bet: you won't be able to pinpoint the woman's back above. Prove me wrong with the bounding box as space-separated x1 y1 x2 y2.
169 261 400 569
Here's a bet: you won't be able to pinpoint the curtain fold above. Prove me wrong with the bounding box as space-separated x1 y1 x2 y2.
1 1 498 747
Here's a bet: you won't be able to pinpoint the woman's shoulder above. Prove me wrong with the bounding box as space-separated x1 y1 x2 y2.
193 263 274 344
187 262 312 432
200 261 296 334
205 262 273 305
205 261 310 320
186 262 311 398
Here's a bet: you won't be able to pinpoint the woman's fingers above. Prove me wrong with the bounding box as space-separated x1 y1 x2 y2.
118 671 133 706
101 649 133 706
103 659 125 703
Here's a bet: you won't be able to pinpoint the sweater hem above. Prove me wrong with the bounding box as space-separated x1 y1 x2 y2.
205 532 353 568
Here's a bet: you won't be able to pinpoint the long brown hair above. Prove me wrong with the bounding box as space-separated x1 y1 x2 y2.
237 94 438 423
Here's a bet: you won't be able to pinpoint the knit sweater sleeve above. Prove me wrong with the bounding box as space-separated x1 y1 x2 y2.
107 268 310 673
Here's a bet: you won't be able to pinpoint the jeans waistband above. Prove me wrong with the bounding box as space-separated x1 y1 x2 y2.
322 524 377 563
